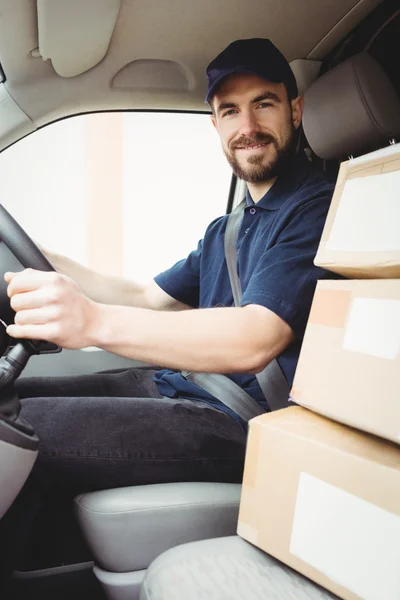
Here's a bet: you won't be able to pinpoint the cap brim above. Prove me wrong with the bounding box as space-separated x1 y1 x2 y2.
205 66 281 104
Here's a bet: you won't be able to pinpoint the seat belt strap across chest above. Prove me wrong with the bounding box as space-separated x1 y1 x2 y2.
183 199 290 420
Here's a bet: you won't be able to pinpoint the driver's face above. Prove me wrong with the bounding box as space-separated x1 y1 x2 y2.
211 73 303 183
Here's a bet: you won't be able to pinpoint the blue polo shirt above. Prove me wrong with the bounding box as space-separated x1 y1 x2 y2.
153 151 337 422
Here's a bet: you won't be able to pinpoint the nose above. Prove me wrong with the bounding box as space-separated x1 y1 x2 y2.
238 109 261 138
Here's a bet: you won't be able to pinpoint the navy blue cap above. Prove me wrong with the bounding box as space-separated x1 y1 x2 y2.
205 38 298 103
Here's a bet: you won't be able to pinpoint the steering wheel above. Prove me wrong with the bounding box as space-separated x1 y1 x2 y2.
0 203 55 356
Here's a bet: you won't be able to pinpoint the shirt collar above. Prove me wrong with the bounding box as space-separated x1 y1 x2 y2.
245 150 312 211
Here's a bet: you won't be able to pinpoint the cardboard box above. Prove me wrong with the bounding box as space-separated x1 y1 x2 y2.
237 407 400 600
291 279 400 444
314 143 400 278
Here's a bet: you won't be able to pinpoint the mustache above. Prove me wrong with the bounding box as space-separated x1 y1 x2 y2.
230 132 276 150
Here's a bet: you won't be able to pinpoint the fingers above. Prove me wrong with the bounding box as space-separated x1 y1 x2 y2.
4 270 65 342
3 268 90 349
7 323 54 341
7 305 60 341
7 305 61 340
13 307 58 326
9 288 61 312
4 271 18 284
5 269 60 296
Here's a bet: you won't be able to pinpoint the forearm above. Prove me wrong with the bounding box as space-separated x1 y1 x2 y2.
45 251 148 307
90 303 288 373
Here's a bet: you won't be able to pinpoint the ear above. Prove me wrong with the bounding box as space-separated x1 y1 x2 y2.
210 114 217 129
291 96 304 130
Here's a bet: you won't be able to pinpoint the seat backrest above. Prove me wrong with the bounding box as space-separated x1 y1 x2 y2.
303 52 400 161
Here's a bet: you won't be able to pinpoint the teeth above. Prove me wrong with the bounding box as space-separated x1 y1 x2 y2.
235 142 267 150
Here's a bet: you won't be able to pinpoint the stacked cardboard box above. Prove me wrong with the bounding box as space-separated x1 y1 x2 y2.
237 144 400 600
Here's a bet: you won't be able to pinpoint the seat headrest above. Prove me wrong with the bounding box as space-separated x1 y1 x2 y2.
303 53 400 160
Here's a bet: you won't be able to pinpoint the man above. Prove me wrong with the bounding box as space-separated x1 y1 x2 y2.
3 39 336 571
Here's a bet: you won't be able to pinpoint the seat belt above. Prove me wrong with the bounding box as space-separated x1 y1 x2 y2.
182 200 290 421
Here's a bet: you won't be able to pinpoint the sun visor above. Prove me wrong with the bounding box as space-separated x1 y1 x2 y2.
37 0 122 77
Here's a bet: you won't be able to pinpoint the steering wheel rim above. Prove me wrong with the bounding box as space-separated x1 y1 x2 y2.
0 203 55 355
0 204 55 272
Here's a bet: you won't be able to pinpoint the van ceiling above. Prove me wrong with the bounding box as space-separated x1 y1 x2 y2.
0 0 384 147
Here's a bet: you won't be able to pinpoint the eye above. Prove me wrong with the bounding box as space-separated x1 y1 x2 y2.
257 102 273 109
222 109 238 118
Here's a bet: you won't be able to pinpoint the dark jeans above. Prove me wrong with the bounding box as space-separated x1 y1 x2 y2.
1 368 246 577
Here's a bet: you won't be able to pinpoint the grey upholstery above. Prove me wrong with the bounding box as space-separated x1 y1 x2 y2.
0 425 38 520
303 52 400 160
75 482 241 573
139 536 339 600
93 566 145 600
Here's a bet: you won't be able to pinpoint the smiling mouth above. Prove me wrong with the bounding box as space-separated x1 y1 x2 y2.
235 142 270 151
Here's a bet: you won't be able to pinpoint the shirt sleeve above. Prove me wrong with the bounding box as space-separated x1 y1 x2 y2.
241 196 341 338
154 239 203 308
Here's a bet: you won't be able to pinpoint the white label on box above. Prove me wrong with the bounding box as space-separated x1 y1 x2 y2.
343 297 400 359
326 171 400 251
290 473 400 600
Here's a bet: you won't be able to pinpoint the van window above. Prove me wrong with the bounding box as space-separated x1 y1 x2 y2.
0 112 232 281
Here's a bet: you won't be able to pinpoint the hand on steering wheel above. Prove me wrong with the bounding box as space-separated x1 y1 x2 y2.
0 203 55 356
5 268 97 350
0 203 99 361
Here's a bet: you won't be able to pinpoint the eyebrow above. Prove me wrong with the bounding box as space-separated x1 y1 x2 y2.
216 91 281 115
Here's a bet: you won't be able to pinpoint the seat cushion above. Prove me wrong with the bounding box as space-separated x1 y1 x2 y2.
140 536 339 600
75 482 241 572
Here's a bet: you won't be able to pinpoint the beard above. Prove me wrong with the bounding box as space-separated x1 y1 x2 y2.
224 118 298 183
